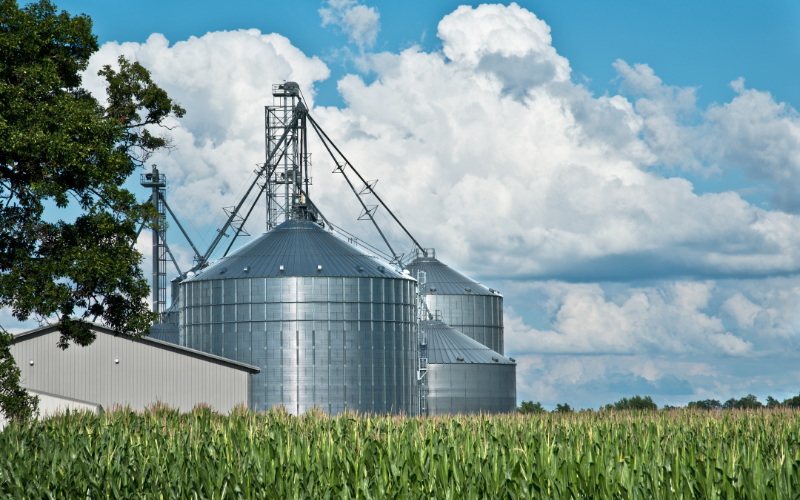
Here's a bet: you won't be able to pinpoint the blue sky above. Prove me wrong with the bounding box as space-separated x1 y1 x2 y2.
12 0 800 409
62 0 800 212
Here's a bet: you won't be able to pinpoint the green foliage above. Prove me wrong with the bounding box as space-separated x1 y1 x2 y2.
0 329 37 420
688 399 722 410
516 400 545 414
784 393 800 408
0 0 183 346
1 407 799 497
555 402 572 413
723 394 763 410
99 56 185 166
613 395 658 411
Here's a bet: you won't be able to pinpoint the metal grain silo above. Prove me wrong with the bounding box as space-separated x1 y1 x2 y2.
419 319 516 416
178 220 417 416
406 249 505 354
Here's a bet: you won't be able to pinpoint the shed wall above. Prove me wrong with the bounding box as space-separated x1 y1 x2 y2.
12 329 251 413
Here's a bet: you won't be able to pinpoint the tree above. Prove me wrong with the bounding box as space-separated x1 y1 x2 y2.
517 400 546 414
0 328 38 420
0 1 184 419
783 393 800 408
613 395 658 411
766 396 780 409
734 394 762 409
555 403 572 413
722 395 762 410
688 399 722 410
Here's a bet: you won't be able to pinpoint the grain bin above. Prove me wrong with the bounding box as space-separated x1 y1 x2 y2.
179 220 417 415
420 319 516 415
406 249 504 354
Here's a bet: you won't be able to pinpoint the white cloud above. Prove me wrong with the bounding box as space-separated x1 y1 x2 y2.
708 332 754 356
722 292 762 329
704 79 800 211
312 4 800 281
83 30 329 231
612 62 800 212
319 0 380 49
503 276 800 407
503 281 750 357
80 4 800 284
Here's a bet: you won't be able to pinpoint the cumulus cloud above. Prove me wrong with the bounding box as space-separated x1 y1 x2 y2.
613 63 800 212
83 30 329 231
723 293 762 329
319 0 380 49
504 276 800 407
79 4 800 284
704 80 800 211
503 281 751 356
313 4 800 282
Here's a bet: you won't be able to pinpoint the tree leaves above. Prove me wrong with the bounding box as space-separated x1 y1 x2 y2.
0 1 184 348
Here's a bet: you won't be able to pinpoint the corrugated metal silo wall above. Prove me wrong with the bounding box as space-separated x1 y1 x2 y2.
426 363 516 416
180 276 416 415
424 295 504 355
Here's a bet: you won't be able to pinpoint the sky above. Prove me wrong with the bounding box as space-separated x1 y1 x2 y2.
6 0 800 410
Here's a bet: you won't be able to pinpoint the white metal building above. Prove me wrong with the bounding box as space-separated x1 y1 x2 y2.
9 323 259 415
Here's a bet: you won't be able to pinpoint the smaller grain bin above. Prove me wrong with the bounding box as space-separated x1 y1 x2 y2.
406 249 504 354
420 319 516 415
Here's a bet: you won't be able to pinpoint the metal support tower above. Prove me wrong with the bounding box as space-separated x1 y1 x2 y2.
265 82 312 228
140 165 168 319
417 270 428 416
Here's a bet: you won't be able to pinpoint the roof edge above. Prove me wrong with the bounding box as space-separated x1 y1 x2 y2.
13 322 261 374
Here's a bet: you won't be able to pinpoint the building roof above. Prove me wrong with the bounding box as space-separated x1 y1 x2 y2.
185 220 411 282
13 323 260 374
149 323 179 345
406 256 502 297
421 320 513 365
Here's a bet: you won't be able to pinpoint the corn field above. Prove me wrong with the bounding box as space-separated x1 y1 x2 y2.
1 406 799 499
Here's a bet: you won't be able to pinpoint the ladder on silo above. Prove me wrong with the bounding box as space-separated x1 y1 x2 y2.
417 270 428 416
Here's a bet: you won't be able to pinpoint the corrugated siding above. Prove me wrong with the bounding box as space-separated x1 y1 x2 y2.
426 364 516 416
408 257 505 354
12 328 251 413
182 275 417 416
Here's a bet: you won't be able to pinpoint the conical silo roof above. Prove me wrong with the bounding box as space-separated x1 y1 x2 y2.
184 220 409 282
406 255 500 296
421 320 513 365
